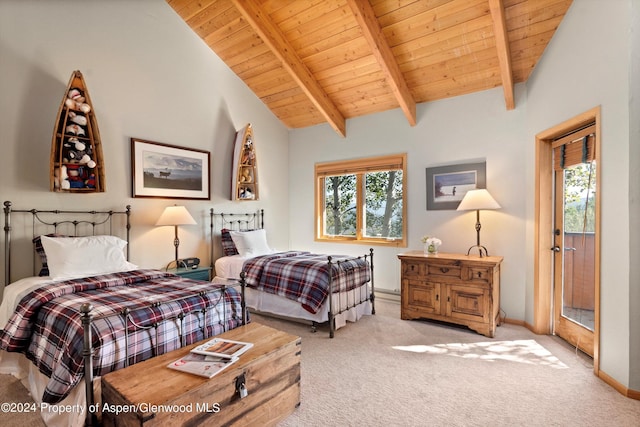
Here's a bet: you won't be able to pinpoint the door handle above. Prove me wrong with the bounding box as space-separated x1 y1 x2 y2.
551 246 560 252
565 247 577 251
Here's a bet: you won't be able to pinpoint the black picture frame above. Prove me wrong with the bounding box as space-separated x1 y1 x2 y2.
426 162 486 210
131 138 211 200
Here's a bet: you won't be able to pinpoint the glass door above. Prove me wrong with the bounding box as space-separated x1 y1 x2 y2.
553 136 596 356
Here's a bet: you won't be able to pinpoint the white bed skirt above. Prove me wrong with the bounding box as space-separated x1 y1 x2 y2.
0 350 93 427
214 254 372 331
243 283 372 330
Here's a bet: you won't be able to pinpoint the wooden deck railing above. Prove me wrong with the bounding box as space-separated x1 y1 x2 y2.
563 232 595 310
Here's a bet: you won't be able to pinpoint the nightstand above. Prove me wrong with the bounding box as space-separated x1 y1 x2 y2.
167 266 212 281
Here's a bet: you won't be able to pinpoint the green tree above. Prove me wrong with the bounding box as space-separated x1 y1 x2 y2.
325 175 356 235
324 170 403 238
365 171 403 238
564 162 596 233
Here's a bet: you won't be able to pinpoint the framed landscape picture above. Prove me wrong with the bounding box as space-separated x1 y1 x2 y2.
131 138 210 199
426 161 486 210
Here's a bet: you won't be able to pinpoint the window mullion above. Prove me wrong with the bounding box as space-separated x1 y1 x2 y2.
318 176 326 238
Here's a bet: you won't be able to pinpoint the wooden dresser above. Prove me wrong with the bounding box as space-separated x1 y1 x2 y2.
398 251 503 337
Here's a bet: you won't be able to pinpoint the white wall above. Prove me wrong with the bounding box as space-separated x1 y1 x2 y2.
0 0 290 283
629 0 640 392
525 0 633 386
289 85 528 321
289 0 638 390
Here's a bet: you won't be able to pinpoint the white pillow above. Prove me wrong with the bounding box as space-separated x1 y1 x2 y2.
40 235 138 280
229 229 273 257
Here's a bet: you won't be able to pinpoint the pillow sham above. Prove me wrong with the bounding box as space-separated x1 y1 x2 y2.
220 228 239 257
40 235 138 280
33 233 66 276
229 229 273 257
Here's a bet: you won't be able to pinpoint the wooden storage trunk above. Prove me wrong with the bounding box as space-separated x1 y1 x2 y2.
101 323 301 426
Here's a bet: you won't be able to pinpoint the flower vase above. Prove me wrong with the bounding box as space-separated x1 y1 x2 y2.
424 243 438 255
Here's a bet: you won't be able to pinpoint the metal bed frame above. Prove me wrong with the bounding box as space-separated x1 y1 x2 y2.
79 281 245 425
3 200 131 285
2 201 247 426
210 208 375 338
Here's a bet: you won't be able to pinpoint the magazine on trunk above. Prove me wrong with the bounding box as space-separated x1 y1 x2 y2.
167 353 237 378
190 337 253 360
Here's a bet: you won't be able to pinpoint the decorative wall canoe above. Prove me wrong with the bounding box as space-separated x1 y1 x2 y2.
231 123 258 201
50 70 105 192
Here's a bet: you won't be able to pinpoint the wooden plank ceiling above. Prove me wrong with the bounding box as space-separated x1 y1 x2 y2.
167 0 573 137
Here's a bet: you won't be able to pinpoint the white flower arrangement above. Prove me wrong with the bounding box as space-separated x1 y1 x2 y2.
421 236 442 246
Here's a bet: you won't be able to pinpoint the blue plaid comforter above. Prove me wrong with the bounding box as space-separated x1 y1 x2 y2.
242 251 371 314
0 269 244 404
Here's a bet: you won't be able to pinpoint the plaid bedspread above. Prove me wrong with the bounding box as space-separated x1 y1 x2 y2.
242 251 371 314
0 269 244 404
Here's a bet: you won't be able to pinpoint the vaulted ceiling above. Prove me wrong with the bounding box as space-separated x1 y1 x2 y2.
167 0 573 136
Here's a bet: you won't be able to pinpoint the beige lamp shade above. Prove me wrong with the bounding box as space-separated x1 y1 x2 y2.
156 206 196 267
457 189 501 211
457 189 500 257
156 205 196 226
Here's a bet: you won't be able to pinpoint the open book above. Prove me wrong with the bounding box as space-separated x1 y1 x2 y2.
167 353 237 378
190 337 253 360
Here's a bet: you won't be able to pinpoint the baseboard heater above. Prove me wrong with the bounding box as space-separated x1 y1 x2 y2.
375 288 400 302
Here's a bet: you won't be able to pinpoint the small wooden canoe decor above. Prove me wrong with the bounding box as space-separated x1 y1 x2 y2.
231 123 258 201
50 70 106 192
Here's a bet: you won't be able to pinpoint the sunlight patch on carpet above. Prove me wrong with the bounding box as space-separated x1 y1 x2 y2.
392 339 568 368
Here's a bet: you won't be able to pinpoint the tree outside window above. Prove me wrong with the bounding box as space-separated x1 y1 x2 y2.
563 162 596 233
315 154 406 246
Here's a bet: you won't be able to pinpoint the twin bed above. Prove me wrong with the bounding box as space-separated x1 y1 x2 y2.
210 209 375 338
0 203 247 427
0 202 374 427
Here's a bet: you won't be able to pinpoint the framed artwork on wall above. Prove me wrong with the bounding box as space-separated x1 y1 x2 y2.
131 138 211 200
426 161 486 210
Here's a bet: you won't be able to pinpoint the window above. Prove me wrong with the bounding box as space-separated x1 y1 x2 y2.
315 154 407 246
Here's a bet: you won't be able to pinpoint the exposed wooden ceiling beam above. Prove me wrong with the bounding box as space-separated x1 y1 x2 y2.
489 0 515 110
346 0 416 126
231 0 347 137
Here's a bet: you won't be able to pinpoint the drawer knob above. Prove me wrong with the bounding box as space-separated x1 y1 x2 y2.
477 272 483 278
440 267 449 273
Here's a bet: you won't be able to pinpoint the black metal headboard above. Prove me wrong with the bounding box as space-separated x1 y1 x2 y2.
3 200 131 285
209 208 264 268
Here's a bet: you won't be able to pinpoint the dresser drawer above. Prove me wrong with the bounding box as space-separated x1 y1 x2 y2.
425 260 462 279
401 260 425 277
466 266 493 283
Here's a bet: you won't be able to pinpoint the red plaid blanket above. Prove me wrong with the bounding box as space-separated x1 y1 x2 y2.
0 269 244 404
242 251 371 314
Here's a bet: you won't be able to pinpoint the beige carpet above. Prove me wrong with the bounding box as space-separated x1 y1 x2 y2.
255 299 640 427
1 299 639 426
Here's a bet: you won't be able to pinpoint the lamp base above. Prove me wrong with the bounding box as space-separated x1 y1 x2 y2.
466 244 489 257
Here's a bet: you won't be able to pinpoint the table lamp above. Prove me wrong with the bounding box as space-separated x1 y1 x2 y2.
156 205 196 267
456 189 501 257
